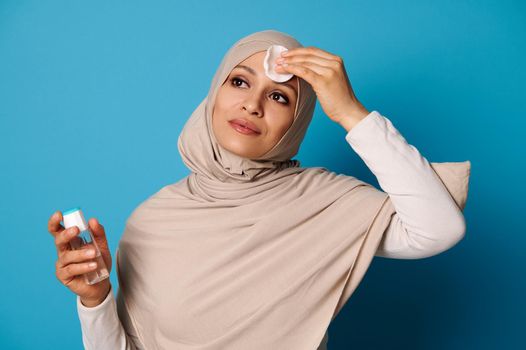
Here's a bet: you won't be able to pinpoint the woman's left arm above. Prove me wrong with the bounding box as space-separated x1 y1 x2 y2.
344 110 466 259
276 47 466 259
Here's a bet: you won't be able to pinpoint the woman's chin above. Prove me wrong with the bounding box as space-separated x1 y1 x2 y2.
223 143 263 159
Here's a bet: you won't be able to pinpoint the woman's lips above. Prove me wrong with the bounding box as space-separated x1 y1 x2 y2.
228 120 261 135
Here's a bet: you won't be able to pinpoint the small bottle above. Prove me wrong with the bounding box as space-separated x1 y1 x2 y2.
62 207 109 285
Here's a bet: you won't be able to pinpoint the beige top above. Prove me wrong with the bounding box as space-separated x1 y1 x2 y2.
76 111 470 349
76 30 470 349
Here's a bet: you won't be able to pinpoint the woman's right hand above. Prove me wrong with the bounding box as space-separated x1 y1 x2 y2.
48 210 113 307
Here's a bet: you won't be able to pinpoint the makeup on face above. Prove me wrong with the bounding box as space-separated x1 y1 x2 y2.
228 119 261 136
219 48 298 145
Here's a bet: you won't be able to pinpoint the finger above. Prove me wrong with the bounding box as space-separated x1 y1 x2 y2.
275 63 321 86
89 218 109 249
55 226 79 255
89 218 111 259
277 60 333 77
48 211 65 237
56 260 98 283
281 46 338 61
276 53 339 70
59 245 97 267
88 218 105 237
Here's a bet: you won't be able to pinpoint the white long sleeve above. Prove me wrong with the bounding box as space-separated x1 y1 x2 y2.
345 110 466 259
77 284 137 350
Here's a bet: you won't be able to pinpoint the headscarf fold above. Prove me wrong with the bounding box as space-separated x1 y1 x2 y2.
115 29 466 349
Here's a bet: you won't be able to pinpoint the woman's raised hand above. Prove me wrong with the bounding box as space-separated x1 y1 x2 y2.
274 46 370 130
47 210 112 307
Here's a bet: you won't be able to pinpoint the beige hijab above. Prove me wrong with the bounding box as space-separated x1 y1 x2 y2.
115 30 469 349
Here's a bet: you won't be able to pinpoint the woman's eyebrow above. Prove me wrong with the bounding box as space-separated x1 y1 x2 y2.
234 65 298 95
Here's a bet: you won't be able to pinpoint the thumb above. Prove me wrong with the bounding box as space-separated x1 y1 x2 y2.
89 218 105 237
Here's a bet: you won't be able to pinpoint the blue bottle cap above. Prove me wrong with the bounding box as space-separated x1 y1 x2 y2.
63 206 81 216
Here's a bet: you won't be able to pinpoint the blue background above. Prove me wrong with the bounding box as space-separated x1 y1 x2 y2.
1 0 524 349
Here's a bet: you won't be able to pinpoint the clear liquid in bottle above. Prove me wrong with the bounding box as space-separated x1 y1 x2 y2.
62 207 109 285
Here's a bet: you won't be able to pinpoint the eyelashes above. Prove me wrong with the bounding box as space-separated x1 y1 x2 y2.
230 77 290 105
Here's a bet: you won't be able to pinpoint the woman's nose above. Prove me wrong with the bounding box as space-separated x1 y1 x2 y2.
242 98 263 117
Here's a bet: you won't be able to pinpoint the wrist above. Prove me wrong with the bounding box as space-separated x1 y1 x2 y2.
80 283 111 308
338 105 370 133
80 297 104 308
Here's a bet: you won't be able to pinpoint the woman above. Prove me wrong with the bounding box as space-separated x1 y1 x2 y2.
48 30 470 349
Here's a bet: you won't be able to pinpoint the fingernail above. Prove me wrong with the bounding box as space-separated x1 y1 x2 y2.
88 262 97 268
85 249 95 256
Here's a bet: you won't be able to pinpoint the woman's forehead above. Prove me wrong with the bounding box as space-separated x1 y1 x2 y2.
240 50 267 64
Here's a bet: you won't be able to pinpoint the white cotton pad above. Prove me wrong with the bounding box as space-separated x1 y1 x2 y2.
263 44 294 83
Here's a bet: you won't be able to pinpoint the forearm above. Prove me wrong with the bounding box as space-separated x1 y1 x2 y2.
77 284 137 349
345 110 466 257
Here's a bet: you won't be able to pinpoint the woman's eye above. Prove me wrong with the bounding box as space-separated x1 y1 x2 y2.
230 77 289 105
271 92 289 105
231 77 248 88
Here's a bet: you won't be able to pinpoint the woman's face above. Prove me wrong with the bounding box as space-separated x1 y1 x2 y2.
212 51 299 159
